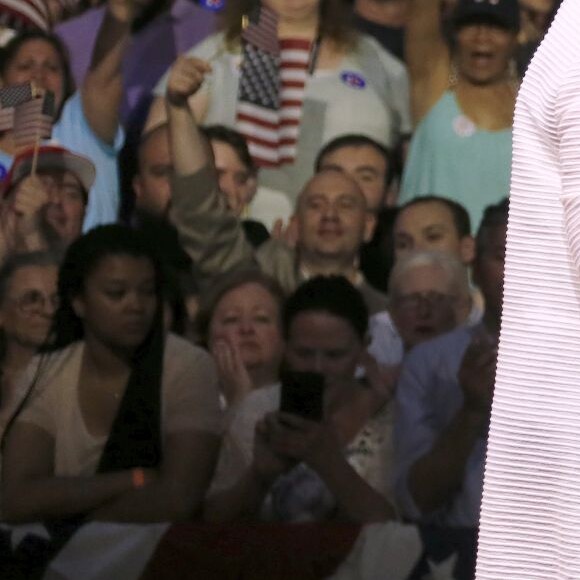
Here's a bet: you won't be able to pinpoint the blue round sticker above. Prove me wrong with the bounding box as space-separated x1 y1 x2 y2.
0 163 7 183
199 0 225 11
340 71 367 90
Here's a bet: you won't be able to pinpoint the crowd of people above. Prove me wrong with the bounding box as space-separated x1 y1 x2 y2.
0 0 560 574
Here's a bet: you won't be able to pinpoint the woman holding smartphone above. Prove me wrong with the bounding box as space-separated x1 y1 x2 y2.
205 275 395 523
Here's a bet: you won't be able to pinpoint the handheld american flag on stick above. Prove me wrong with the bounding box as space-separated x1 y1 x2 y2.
0 83 35 131
13 90 55 151
236 4 312 168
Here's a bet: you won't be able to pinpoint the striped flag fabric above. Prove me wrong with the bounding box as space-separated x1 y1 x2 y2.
0 0 51 32
13 90 55 150
237 37 311 168
236 5 311 168
241 3 279 56
0 83 34 132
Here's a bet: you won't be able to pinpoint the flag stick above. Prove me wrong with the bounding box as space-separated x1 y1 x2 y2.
30 125 42 177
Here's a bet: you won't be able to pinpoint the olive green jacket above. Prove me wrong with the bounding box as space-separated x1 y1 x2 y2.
170 167 388 314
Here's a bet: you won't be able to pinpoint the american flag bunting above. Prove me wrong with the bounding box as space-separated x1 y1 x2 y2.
0 83 34 131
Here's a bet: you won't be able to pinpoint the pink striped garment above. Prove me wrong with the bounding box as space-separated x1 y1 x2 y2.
476 1 580 578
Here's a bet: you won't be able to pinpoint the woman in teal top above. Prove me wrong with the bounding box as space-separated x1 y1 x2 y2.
400 0 520 230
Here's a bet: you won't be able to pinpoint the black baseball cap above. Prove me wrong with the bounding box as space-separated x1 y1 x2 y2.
453 0 520 32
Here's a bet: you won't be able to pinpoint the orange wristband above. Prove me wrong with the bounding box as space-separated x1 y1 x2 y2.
131 467 146 489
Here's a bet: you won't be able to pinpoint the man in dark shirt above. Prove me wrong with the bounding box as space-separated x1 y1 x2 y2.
352 0 409 62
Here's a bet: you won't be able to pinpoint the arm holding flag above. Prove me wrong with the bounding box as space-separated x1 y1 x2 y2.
167 57 256 290
166 56 212 177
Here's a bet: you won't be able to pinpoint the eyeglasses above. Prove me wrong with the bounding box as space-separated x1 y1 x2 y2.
10 290 60 315
394 291 456 311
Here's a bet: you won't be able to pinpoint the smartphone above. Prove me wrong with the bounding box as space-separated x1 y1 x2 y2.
279 370 325 422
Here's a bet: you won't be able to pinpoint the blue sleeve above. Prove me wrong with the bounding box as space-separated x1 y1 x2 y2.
393 347 440 521
53 92 125 231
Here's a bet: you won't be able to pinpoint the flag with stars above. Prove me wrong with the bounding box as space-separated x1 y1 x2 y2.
0 83 34 131
13 90 55 150
236 5 311 168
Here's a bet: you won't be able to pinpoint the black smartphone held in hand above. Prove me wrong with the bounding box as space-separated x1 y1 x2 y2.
279 370 325 422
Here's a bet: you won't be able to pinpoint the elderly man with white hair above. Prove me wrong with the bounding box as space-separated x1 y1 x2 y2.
368 249 475 367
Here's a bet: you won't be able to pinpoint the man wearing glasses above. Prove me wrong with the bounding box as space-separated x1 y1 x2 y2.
393 198 507 529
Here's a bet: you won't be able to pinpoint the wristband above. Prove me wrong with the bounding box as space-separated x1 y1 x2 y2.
132 467 146 489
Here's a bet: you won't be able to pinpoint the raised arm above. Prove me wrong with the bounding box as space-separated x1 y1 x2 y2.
406 0 451 124
166 57 255 288
165 56 212 176
81 0 140 144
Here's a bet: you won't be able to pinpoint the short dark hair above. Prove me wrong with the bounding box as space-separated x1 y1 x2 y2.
476 197 509 255
136 122 169 168
315 134 393 186
200 124 256 176
283 276 368 341
398 195 472 237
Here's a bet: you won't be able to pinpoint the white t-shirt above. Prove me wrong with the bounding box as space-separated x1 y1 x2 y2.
11 334 223 477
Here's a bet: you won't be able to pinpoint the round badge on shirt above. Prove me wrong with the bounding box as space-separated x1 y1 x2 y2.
198 0 225 11
453 114 477 138
340 71 367 90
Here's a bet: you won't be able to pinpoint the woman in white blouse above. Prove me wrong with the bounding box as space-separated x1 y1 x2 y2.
1 225 223 523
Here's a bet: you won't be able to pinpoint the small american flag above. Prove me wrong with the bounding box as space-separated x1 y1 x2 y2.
242 4 279 56
13 91 55 151
237 35 311 168
237 5 312 168
0 83 34 131
0 83 34 108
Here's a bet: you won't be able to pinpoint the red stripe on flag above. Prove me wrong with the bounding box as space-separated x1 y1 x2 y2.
279 39 312 50
237 113 280 130
244 134 299 149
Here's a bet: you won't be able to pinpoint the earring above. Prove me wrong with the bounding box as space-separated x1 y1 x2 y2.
507 58 521 92
448 61 459 88
243 0 262 29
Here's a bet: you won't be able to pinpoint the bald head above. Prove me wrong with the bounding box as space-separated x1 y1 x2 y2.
294 169 375 265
